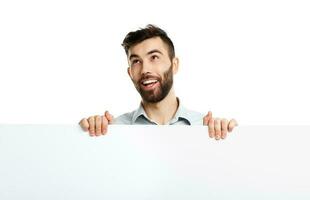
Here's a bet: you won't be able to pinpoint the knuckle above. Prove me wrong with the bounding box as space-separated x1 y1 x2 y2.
88 116 95 123
222 118 228 124
102 117 108 125
229 123 234 129
95 115 101 121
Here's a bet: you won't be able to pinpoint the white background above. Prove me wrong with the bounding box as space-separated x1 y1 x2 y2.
0 0 309 125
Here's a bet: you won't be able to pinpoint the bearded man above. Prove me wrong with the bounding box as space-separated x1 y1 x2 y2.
79 24 238 140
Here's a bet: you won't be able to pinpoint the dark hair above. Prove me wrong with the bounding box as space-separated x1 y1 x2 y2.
122 24 175 60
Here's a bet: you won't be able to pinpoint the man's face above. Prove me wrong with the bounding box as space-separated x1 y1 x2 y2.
127 37 178 103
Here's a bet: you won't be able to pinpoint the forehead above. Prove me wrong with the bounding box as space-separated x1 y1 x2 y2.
128 37 169 58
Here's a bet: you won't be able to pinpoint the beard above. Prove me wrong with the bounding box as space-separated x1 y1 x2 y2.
133 65 173 103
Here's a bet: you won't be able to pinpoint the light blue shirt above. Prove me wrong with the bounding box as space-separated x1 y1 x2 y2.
113 99 204 125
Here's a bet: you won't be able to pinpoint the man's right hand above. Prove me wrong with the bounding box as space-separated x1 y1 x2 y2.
79 111 114 137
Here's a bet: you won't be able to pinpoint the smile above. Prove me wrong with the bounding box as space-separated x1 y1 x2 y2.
141 79 158 86
140 79 159 90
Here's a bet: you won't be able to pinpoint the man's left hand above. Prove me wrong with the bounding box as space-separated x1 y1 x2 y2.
203 111 238 140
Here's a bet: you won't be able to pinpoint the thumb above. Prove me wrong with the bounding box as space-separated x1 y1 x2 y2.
105 111 114 124
203 111 212 125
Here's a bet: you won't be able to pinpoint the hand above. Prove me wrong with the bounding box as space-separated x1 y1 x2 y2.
79 111 114 137
203 111 238 140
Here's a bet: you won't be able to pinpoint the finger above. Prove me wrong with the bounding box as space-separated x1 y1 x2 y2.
228 119 238 132
79 118 89 132
105 111 114 124
88 116 95 136
214 118 221 140
208 118 215 138
95 115 102 136
203 111 212 125
221 119 228 139
101 115 109 135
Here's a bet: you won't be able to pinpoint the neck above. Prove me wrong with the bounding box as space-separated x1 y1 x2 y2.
141 88 179 125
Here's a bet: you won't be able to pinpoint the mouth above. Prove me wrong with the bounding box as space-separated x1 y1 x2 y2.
140 79 159 90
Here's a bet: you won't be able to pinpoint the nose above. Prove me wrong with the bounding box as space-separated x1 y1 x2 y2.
141 60 153 74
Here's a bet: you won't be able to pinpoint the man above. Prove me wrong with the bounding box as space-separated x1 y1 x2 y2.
79 24 238 140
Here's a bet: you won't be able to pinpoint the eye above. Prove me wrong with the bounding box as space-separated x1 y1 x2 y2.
131 59 141 65
151 55 159 60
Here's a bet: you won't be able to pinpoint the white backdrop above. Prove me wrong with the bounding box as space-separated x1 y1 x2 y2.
0 0 309 125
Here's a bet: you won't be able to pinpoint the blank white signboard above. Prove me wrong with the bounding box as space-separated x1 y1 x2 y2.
0 125 309 200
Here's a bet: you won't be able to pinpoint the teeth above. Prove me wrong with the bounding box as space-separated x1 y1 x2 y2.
142 80 158 85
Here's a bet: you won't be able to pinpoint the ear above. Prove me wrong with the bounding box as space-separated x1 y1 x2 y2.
127 67 133 79
172 57 179 75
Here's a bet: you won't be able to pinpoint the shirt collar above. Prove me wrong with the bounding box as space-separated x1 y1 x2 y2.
131 102 149 124
131 98 193 125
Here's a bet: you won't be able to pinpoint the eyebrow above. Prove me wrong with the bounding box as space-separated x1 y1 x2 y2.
147 49 163 55
129 49 163 61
